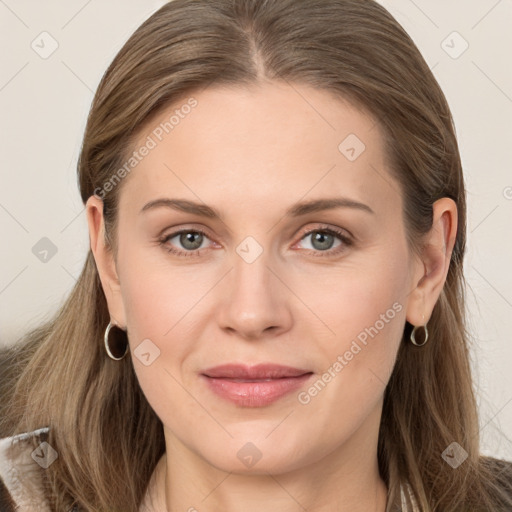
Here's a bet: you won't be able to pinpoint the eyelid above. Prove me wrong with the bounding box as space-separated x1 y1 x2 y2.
291 224 353 255
158 225 217 257
156 222 214 239
295 223 352 243
158 222 353 257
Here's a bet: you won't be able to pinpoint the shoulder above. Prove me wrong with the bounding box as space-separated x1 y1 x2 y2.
0 427 52 512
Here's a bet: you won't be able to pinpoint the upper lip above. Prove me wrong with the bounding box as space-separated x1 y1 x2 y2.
201 363 312 379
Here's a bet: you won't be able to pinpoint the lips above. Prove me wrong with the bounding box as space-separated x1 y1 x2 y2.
200 363 314 407
201 363 311 380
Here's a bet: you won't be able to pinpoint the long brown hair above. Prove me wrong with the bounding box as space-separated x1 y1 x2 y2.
1 0 511 510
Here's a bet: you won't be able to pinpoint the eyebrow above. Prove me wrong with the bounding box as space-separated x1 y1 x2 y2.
140 197 375 218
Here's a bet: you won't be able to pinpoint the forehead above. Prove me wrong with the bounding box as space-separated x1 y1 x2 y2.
118 81 401 219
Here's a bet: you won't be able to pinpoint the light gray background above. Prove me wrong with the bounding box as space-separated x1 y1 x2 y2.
1 1 511 459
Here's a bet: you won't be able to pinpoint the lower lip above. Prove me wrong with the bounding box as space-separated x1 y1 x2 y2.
201 373 313 407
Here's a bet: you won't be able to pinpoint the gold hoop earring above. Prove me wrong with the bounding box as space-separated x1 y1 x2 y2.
104 321 129 360
410 315 429 347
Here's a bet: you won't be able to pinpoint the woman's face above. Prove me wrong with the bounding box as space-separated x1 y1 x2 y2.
92 81 424 474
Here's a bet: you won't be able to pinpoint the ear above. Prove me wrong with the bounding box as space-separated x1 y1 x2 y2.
85 195 127 328
406 197 458 326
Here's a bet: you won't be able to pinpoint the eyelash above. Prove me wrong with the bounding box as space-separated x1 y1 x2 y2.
158 225 353 259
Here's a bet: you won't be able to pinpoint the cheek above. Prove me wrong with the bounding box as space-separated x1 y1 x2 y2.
290 246 409 408
118 242 207 343
294 249 408 342
116 245 215 402
118 263 202 427
291 264 407 451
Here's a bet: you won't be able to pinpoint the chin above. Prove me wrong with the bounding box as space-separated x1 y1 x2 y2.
195 436 314 476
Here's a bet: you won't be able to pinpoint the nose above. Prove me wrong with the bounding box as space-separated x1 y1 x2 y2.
215 249 293 341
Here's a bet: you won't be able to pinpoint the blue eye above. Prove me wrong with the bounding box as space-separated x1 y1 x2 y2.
295 227 353 256
158 225 353 258
159 229 210 258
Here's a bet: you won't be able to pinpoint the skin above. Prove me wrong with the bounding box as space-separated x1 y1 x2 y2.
86 80 457 512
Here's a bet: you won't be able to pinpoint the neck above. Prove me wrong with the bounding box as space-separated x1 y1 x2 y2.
142 419 390 512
